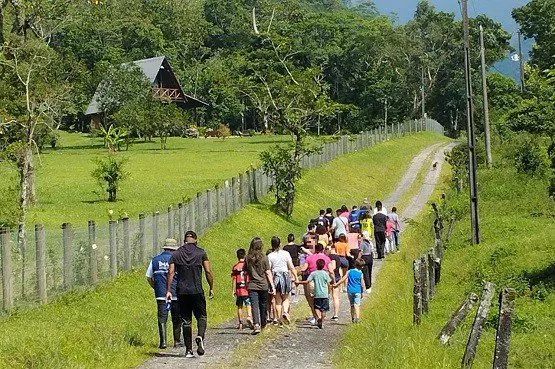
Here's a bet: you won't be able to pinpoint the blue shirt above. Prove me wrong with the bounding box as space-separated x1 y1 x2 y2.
146 250 177 300
347 269 364 294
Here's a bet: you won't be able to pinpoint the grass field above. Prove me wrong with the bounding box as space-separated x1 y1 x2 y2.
0 132 448 369
336 145 555 368
0 132 290 228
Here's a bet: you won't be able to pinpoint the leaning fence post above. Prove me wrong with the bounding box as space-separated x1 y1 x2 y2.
88 220 98 284
62 223 74 290
462 282 496 368
413 259 422 325
493 288 516 369
109 220 117 277
152 211 160 256
420 254 429 313
438 292 479 344
35 224 47 303
1 227 13 312
122 217 131 271
138 214 146 264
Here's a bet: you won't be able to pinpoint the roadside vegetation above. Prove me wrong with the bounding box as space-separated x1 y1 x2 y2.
0 133 446 369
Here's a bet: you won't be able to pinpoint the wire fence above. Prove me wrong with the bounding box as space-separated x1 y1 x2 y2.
0 118 443 312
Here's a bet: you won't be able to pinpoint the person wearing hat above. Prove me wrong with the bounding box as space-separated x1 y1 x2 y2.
146 238 182 349
166 231 214 359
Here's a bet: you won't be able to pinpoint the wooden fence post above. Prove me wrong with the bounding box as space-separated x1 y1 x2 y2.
167 206 173 239
88 220 98 284
413 259 422 325
122 217 131 271
462 282 496 368
35 224 47 303
420 254 429 313
493 288 516 369
138 214 146 264
109 220 117 277
1 228 13 312
178 203 185 243
438 293 479 344
206 189 213 228
152 211 159 255
62 223 74 290
428 248 436 298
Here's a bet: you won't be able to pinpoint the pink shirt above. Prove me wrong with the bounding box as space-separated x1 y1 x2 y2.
306 253 331 274
347 233 359 249
386 220 395 236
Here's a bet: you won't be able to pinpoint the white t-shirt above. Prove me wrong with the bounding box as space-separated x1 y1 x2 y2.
332 216 349 238
373 207 388 216
268 250 292 273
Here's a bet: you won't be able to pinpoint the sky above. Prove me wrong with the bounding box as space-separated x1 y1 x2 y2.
369 0 532 79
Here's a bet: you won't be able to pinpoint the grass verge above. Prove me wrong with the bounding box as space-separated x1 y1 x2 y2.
0 132 447 369
335 146 555 368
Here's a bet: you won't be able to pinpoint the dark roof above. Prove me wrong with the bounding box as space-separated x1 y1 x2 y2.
85 56 207 115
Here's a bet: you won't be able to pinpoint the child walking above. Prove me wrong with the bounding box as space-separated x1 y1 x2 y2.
334 259 366 323
231 249 253 330
296 259 331 329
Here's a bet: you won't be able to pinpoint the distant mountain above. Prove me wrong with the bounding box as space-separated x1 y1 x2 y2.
349 0 533 80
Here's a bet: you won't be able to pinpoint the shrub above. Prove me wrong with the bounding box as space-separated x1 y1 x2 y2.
91 156 128 202
216 124 232 138
512 137 549 176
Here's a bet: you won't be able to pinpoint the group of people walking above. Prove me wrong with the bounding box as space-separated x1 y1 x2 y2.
145 200 401 358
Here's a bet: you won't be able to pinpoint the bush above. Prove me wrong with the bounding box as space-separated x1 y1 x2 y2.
512 136 549 176
91 156 128 202
216 124 232 138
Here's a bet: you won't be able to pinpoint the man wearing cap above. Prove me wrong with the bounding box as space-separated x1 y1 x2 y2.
166 231 214 359
146 238 182 349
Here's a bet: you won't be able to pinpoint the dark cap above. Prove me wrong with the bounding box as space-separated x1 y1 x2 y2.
184 230 197 240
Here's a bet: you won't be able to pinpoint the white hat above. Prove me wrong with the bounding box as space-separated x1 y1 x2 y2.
163 238 179 250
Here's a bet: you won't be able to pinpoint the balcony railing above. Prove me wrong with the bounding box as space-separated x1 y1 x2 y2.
152 87 183 101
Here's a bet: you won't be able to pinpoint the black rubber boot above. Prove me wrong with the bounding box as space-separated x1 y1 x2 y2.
158 323 168 349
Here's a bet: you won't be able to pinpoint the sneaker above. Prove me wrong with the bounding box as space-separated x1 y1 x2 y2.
273 319 279 326
353 318 360 324
366 288 372 294
330 316 339 322
195 336 205 356
185 350 194 358
282 314 291 325
252 327 261 335
308 317 317 325
317 318 323 329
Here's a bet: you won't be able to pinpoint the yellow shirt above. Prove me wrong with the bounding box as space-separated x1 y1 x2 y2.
361 218 373 234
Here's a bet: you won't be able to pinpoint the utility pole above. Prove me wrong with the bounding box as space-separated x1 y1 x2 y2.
421 65 426 119
479 25 493 168
517 30 525 93
462 0 481 244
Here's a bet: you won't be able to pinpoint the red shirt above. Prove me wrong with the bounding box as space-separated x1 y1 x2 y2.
231 261 249 297
306 253 331 274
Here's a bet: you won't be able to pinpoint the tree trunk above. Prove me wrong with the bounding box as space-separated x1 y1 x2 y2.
20 143 36 209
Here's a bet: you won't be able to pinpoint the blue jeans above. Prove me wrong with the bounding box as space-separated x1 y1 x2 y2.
393 230 400 249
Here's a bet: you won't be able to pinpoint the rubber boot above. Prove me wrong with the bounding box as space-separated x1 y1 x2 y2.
158 322 168 349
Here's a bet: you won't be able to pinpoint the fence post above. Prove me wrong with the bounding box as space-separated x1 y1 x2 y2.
109 220 117 277
138 214 146 265
122 217 131 271
62 223 74 290
206 189 213 228
231 177 238 213
428 249 436 298
493 288 516 369
88 220 98 284
420 254 429 313
462 282 496 368
178 203 185 243
35 224 47 303
413 259 422 325
1 228 13 312
167 206 173 239
438 293 479 344
195 192 202 233
186 199 194 232
152 211 159 256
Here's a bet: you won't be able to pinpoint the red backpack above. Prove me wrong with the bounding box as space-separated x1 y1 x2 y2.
231 262 249 297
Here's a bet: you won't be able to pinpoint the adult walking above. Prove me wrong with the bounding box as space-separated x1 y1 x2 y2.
146 238 182 349
166 231 214 359
245 237 276 334
373 201 388 259
267 236 297 324
359 232 374 292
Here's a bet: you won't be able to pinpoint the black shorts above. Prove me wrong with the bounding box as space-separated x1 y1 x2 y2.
314 297 330 312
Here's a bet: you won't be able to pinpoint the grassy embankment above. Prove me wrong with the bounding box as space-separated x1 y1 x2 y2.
336 145 555 369
0 132 289 228
0 133 448 368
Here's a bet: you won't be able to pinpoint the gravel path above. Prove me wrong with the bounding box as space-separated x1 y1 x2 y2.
139 142 453 369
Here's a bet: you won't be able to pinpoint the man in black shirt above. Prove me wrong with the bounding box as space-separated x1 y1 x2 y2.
167 231 214 359
372 201 388 259
283 233 301 267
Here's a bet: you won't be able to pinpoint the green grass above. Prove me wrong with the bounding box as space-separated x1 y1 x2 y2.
336 146 555 368
0 131 289 228
0 132 447 369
